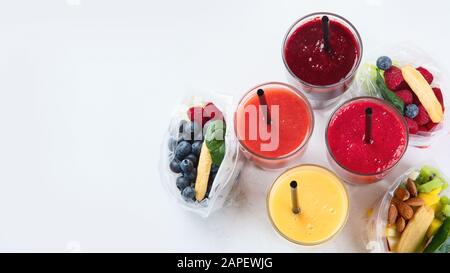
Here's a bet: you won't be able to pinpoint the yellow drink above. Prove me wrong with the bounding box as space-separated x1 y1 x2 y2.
267 164 349 245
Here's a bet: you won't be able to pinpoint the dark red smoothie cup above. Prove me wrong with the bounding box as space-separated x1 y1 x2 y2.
282 12 363 109
325 97 409 184
235 82 314 170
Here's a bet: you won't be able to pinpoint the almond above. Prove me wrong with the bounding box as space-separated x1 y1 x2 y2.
405 197 424 207
388 204 398 225
397 201 414 220
396 216 406 233
395 187 410 201
406 178 418 197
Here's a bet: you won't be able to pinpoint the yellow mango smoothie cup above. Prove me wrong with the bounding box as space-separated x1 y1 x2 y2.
267 164 349 245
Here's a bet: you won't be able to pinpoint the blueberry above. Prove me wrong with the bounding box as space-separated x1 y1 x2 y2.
176 175 190 190
180 159 194 173
185 154 198 166
211 164 219 174
168 137 177 151
181 186 195 201
376 56 392 70
169 158 182 173
184 169 197 183
191 141 202 156
175 141 191 160
405 104 419 119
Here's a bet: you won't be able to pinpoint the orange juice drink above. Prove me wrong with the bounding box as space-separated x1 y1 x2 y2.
267 164 349 245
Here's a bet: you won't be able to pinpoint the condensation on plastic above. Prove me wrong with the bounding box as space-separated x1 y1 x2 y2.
159 92 244 217
364 163 449 253
354 43 450 148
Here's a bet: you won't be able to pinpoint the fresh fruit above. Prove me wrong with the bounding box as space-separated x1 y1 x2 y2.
387 236 400 251
396 206 434 253
432 87 445 110
414 105 431 126
176 176 190 190
195 141 212 201
406 178 418 197
442 204 450 217
376 56 392 70
416 67 434 84
405 117 418 134
181 186 195 201
401 65 443 123
396 217 406 233
424 217 450 253
384 66 407 91
175 141 192 160
405 197 424 207
418 177 444 193
169 158 182 173
185 154 198 166
180 159 194 173
395 187 410 201
376 69 404 113
191 141 202 156
388 204 398 225
418 193 440 207
430 187 442 196
187 106 206 127
427 218 443 238
183 169 197 183
205 120 226 165
416 166 440 184
395 90 414 105
203 102 224 122
405 104 419 119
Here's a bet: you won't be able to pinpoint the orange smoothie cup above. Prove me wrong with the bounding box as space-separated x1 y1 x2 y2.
267 164 349 245
234 82 314 170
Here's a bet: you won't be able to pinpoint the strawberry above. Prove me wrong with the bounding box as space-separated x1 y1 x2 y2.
416 67 434 84
432 87 445 111
414 105 431 126
426 122 439 132
384 66 407 91
395 89 413 105
187 106 205 126
405 117 419 134
203 102 224 123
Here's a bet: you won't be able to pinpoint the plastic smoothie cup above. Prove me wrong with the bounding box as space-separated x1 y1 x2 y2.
267 164 349 245
235 82 314 170
326 97 409 184
282 12 362 109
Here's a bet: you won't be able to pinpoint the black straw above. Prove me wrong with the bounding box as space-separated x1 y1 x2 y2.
322 16 330 52
290 181 300 214
364 107 373 144
257 89 271 125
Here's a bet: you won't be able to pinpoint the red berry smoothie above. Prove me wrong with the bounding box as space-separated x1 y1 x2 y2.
326 97 408 184
235 82 314 169
282 13 362 109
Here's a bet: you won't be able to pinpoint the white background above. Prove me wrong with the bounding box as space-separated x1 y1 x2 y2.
0 0 449 252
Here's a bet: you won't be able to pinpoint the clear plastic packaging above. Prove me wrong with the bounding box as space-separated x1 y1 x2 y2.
355 43 449 148
364 164 449 253
159 92 244 217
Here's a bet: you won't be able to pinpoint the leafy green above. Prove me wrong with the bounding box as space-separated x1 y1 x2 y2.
375 69 404 114
205 120 226 165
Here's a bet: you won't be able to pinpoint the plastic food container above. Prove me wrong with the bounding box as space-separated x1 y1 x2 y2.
364 165 449 252
159 93 244 217
355 44 449 148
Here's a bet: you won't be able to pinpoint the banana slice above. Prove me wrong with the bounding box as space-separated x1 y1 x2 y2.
195 141 212 201
396 206 434 253
401 65 443 123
